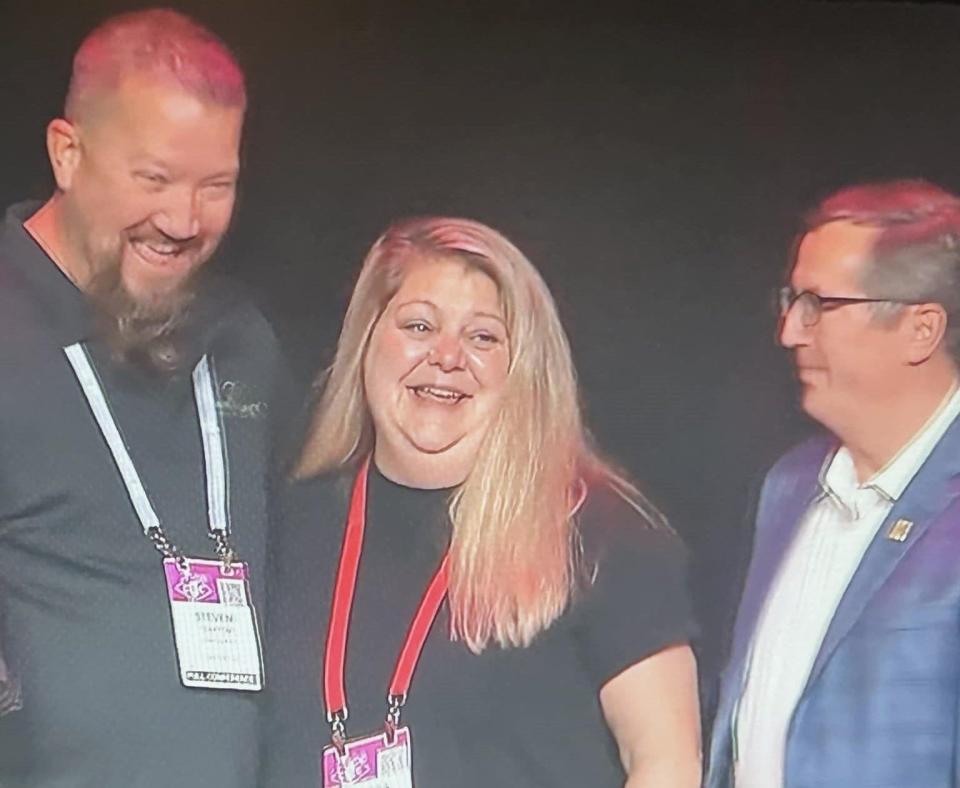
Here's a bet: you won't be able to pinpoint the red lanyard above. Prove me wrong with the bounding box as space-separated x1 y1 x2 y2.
323 457 450 745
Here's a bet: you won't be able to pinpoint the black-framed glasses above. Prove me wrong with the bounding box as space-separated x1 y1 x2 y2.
776 287 904 327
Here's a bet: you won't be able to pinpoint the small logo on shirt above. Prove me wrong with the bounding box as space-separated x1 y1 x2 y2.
217 381 268 420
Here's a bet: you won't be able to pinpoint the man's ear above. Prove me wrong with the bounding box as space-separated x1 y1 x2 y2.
904 303 948 365
46 118 82 191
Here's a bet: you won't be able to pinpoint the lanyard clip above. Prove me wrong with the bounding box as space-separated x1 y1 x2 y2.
147 525 189 571
210 530 237 572
384 693 406 743
327 708 348 754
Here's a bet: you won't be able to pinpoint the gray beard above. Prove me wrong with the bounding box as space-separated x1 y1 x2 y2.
86 264 199 377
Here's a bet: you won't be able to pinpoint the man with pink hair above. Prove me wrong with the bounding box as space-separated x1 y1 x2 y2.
0 9 288 787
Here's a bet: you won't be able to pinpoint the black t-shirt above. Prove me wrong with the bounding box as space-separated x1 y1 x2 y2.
262 463 697 787
0 202 291 787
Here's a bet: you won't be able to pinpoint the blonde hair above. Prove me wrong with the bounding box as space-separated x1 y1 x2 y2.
297 217 663 651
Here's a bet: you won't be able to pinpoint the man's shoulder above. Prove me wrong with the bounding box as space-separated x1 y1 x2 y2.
201 274 283 360
0 202 38 284
200 275 295 421
204 273 274 332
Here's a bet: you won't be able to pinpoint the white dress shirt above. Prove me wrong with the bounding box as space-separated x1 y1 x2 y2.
733 383 960 788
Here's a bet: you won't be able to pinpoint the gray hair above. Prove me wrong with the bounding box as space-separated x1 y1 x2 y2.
804 179 960 361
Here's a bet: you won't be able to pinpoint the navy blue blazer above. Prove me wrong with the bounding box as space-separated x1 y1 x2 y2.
707 416 960 788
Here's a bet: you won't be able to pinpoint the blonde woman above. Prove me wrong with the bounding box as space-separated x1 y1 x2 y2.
262 218 701 788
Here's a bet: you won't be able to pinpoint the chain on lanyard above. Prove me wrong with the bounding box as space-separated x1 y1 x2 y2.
63 343 239 570
323 457 450 751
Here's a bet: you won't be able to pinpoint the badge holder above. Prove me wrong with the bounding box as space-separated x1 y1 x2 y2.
163 556 263 691
320 459 449 787
65 344 264 692
321 704 413 788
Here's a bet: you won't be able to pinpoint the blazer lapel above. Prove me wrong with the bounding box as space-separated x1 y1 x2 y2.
805 415 960 688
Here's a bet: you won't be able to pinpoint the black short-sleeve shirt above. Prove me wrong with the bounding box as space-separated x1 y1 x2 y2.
262 463 697 787
0 202 290 788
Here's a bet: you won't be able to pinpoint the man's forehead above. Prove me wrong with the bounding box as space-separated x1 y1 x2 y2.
78 75 243 168
794 220 885 282
78 71 241 130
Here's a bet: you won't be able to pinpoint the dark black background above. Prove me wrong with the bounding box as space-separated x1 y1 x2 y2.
4 0 959 692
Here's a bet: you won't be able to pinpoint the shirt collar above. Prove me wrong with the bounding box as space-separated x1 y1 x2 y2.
869 381 960 499
819 381 960 509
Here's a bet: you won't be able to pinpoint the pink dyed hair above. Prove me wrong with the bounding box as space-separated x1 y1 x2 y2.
65 8 246 120
796 179 960 362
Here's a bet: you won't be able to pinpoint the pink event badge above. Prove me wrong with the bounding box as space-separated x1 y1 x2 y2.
321 727 412 788
162 557 262 691
163 558 248 603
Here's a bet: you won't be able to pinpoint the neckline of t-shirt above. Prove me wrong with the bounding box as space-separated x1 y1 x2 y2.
370 460 459 496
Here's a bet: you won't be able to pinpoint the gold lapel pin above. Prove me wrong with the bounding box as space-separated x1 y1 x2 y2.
887 519 914 543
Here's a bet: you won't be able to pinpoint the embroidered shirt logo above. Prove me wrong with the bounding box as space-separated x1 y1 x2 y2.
217 381 268 419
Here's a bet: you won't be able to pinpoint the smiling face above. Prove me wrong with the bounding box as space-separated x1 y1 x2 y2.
363 255 511 488
56 72 242 307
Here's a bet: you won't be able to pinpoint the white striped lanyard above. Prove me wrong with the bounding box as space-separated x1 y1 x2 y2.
63 343 237 567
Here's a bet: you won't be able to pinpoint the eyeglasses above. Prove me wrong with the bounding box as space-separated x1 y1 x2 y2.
776 287 905 327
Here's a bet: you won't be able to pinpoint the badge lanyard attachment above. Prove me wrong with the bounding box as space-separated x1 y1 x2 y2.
324 457 450 752
63 343 240 574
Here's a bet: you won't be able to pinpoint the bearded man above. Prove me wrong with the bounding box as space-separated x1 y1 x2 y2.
0 10 289 787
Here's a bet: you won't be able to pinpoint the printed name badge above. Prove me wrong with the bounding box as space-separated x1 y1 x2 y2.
321 728 413 788
163 558 264 691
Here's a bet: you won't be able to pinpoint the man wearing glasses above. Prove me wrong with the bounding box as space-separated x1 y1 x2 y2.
707 179 960 788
